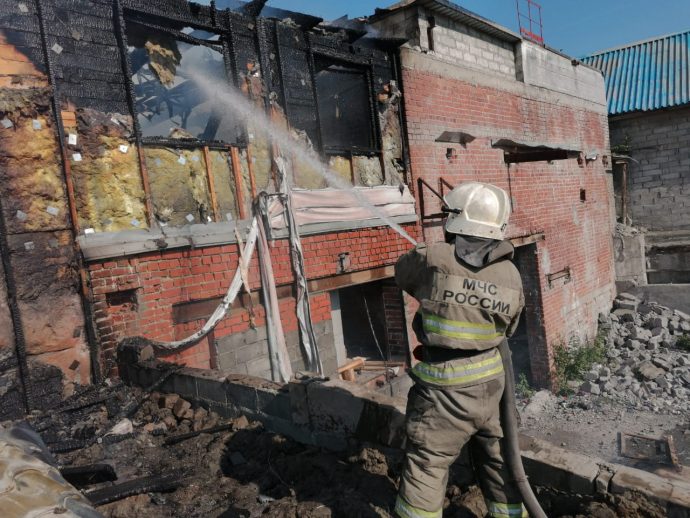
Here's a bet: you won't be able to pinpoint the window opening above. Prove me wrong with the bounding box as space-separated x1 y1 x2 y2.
314 56 376 152
492 139 580 164
117 15 252 228
126 22 239 143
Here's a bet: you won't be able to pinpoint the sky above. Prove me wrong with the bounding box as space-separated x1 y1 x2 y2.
267 0 690 57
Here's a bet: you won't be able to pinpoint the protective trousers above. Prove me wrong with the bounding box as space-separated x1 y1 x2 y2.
395 376 527 518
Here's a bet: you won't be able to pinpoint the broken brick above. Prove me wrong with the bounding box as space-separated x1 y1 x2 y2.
172 398 192 419
159 394 180 410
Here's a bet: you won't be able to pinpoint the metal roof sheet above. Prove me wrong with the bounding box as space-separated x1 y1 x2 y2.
583 30 690 115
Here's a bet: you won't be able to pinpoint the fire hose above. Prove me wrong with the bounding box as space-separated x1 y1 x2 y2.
498 339 547 518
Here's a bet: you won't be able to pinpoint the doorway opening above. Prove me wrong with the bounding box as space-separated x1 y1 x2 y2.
329 278 409 391
510 243 548 388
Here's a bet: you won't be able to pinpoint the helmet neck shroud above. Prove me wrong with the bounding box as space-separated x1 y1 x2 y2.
448 234 514 268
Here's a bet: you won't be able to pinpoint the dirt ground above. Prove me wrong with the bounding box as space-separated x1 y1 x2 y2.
56 407 666 518
1 380 672 518
518 390 690 475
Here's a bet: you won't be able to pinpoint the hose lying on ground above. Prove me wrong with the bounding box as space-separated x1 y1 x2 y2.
498 339 547 518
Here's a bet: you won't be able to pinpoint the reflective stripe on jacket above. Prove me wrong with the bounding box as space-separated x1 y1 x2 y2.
411 347 504 386
395 241 524 353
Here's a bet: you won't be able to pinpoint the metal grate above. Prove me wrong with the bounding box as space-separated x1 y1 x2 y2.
619 432 681 471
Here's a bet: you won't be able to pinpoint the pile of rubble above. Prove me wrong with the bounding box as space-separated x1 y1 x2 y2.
138 392 223 435
580 293 690 414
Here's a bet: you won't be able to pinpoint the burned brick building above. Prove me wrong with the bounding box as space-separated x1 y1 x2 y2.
371 0 617 387
0 0 420 414
0 0 616 411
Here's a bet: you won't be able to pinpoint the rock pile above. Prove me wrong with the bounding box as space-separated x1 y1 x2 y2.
580 293 690 414
137 392 226 435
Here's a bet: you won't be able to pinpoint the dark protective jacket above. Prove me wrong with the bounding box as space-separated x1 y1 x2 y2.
395 239 524 387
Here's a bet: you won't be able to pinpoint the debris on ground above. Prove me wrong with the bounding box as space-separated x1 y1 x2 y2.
518 294 690 472
0 373 671 517
582 293 690 414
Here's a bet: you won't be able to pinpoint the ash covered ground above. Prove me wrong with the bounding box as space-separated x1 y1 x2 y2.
3 378 670 518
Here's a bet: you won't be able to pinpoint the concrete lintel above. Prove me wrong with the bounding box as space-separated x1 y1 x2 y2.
510 232 545 248
79 215 418 262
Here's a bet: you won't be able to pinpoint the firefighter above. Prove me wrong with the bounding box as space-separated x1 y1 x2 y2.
394 182 527 518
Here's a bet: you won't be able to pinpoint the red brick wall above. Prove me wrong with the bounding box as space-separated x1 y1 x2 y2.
402 67 616 387
88 224 419 375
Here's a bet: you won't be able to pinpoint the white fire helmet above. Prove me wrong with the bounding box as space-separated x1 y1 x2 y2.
443 182 511 240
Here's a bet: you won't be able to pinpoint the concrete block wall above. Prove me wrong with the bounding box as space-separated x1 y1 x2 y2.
371 7 421 45
418 12 516 78
610 106 690 232
398 47 616 387
613 230 647 288
517 42 608 105
215 317 338 378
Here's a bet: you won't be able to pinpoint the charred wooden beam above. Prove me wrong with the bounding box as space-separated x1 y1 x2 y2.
59 393 114 413
163 423 234 446
47 438 88 454
241 0 269 18
86 474 183 506
60 464 117 489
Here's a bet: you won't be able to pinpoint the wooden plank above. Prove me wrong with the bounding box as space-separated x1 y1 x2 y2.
338 357 365 381
245 145 258 198
230 146 247 220
337 357 365 373
308 265 395 293
202 146 220 222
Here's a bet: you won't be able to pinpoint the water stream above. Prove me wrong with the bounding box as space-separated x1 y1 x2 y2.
192 73 418 246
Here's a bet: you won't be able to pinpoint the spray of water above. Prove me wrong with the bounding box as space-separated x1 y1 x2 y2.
192 74 418 246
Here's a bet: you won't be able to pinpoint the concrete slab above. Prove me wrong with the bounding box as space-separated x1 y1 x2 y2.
610 466 674 500
519 435 599 495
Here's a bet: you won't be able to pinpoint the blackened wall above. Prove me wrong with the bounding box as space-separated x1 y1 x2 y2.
0 0 413 386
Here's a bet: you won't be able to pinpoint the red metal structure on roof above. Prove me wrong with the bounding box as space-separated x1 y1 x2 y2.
516 0 544 45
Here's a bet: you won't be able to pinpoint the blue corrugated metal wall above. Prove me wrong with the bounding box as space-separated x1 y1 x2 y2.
583 31 690 115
